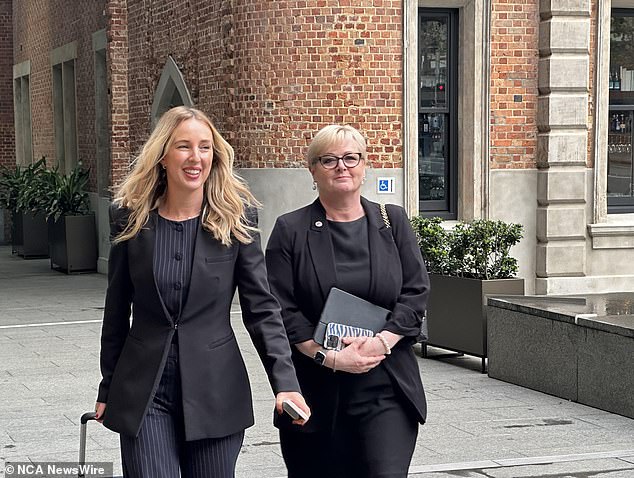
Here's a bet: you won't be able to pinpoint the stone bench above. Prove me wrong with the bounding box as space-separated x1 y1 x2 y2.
487 293 634 419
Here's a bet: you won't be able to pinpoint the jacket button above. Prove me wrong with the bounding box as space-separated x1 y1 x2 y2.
174 252 182 261
175 224 183 232
315 221 323 227
174 281 182 290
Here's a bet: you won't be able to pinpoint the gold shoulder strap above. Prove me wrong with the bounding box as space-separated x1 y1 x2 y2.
380 203 391 229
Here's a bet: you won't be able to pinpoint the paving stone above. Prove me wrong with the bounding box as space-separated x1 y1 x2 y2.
2 245 634 477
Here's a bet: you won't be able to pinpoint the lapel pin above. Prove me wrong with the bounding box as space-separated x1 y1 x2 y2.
315 221 323 228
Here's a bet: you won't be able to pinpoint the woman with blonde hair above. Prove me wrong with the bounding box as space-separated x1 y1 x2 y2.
95 106 309 478
266 124 429 478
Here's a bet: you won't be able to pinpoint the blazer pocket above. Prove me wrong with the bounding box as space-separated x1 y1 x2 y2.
207 331 235 350
126 333 144 345
205 254 234 264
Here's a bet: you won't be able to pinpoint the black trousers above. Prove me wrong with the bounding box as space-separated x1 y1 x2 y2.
120 343 244 478
280 365 418 478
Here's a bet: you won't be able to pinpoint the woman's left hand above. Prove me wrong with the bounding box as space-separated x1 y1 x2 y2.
352 336 388 357
275 391 311 426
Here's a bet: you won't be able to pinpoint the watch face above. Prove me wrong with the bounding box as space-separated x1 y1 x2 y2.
314 350 327 366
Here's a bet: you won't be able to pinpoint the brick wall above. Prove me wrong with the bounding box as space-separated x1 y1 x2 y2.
489 0 539 170
12 0 107 190
0 0 13 170
1 0 13 242
225 0 404 169
125 0 404 174
107 0 130 188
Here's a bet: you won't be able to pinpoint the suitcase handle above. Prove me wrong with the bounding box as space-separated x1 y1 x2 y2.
81 412 98 424
78 412 98 477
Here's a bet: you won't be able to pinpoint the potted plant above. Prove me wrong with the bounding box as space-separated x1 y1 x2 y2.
410 216 525 372
0 158 49 258
42 164 97 274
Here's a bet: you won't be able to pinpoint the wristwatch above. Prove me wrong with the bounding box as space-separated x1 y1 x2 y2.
313 349 327 366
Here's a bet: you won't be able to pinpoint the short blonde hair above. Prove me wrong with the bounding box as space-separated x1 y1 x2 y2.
113 106 259 245
306 124 367 167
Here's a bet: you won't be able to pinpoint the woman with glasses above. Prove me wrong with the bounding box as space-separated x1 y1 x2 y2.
265 124 430 478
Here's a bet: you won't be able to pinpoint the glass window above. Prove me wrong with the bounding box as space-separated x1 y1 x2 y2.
418 9 458 218
608 10 634 212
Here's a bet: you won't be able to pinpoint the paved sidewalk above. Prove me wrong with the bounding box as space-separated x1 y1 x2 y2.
1 245 634 477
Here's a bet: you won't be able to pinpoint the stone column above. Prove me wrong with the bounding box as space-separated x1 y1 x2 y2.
535 0 591 294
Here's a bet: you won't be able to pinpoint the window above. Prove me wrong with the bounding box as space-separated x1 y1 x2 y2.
418 9 458 219
51 42 78 174
13 61 33 165
608 9 634 212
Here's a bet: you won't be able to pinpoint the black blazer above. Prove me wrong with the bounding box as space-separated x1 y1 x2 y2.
98 205 300 440
265 197 430 432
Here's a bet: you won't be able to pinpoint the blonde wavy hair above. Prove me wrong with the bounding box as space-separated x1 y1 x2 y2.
113 106 259 245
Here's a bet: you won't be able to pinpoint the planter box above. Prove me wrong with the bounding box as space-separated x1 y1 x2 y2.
12 212 49 258
424 274 524 371
49 214 97 274
488 294 634 419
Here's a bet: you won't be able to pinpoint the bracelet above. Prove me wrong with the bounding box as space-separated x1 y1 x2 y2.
332 351 338 372
375 333 391 355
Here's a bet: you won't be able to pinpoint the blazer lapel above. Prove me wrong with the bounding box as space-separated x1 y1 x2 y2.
130 211 174 326
362 197 396 304
307 199 337 301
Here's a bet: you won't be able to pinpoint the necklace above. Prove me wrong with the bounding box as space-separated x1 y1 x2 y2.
159 210 201 222
178 213 200 221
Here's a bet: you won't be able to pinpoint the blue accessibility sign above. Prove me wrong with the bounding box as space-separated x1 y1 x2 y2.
377 177 394 194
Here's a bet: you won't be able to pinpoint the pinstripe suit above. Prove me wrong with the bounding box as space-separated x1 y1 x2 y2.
98 206 300 477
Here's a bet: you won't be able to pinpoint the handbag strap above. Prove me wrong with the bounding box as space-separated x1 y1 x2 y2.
380 203 391 229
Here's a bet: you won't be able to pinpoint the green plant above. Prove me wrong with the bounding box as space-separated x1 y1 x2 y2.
42 164 91 221
409 216 450 274
410 216 524 280
0 158 47 214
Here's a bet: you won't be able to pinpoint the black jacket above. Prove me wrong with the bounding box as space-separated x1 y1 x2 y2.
98 205 300 440
266 197 430 432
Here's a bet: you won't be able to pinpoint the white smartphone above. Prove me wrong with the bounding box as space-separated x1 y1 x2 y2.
282 399 309 421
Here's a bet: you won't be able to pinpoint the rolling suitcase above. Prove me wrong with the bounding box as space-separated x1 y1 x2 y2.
78 411 117 478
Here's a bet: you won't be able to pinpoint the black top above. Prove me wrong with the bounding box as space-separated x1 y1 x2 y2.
154 214 199 321
328 215 371 300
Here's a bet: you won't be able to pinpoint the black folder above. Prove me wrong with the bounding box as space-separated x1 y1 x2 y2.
313 287 390 345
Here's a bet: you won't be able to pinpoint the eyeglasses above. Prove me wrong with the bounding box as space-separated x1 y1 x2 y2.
317 153 363 170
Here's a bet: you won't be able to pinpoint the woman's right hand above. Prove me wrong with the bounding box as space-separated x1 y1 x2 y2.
334 337 385 373
95 402 106 423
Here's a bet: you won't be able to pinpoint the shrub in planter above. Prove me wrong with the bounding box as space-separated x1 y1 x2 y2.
42 164 97 274
410 216 524 372
0 158 49 258
40 164 91 221
410 216 523 279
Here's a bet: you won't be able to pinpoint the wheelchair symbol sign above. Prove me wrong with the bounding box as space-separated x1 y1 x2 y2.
377 177 395 194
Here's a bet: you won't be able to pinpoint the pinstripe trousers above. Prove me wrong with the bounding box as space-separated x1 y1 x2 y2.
120 343 244 478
